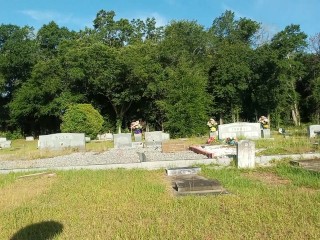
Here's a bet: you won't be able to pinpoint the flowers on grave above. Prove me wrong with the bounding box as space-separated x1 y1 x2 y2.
207 118 218 132
258 116 269 129
225 137 237 145
131 120 142 134
207 136 216 144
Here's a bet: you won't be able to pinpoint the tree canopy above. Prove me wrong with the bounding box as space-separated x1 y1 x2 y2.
1 9 319 137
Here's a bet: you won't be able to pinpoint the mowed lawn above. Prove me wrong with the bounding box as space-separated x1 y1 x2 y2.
0 165 319 240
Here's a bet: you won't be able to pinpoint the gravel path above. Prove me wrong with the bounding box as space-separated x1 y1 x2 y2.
0 148 208 170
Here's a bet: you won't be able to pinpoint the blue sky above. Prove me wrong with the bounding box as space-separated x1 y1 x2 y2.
0 0 319 37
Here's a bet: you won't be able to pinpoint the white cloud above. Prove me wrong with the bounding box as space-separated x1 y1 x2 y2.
20 9 92 30
20 10 72 23
131 11 168 27
149 12 168 27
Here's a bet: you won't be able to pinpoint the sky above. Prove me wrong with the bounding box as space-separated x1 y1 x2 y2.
0 0 319 37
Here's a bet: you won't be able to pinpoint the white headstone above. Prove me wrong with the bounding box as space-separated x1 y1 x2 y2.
237 140 255 168
162 132 170 141
144 131 163 148
308 125 320 138
218 122 261 139
113 133 132 148
262 129 271 138
0 137 7 142
26 136 34 141
0 140 11 148
97 133 114 141
134 133 142 142
38 133 86 150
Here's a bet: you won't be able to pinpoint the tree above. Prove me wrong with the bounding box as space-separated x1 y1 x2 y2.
36 21 76 58
0 24 38 131
156 59 210 137
208 41 254 123
9 58 84 135
61 104 104 139
270 24 307 126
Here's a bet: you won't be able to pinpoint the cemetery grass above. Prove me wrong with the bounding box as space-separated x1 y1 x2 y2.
1 133 319 161
0 166 319 239
0 139 114 161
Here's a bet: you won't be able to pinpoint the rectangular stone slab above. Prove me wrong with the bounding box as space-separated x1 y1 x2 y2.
174 175 223 192
166 167 201 176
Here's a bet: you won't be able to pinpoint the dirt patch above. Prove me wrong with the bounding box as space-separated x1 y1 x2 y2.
0 173 57 212
243 171 291 185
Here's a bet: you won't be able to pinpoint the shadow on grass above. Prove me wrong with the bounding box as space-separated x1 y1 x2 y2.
10 220 63 240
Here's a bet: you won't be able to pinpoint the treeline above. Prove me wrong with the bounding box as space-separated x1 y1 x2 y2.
0 10 320 137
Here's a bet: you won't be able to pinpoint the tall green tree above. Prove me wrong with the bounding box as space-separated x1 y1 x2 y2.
269 24 307 126
156 59 210 137
0 24 38 130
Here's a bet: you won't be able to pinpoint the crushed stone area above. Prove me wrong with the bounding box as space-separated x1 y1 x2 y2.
0 148 209 170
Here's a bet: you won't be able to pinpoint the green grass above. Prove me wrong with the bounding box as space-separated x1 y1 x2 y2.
0 139 114 161
2 133 319 161
0 166 319 239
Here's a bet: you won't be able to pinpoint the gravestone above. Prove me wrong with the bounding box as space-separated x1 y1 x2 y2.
262 129 271 138
162 141 187 153
218 122 261 139
134 133 142 142
0 137 11 149
97 133 113 141
166 167 228 196
144 131 163 148
308 125 320 138
113 133 132 149
162 132 170 141
38 133 86 150
26 136 34 141
237 140 255 168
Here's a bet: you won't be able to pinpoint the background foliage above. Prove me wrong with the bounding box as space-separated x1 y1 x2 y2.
60 104 104 139
1 10 320 138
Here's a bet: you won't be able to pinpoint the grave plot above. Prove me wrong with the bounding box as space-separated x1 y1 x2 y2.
290 159 320 172
166 167 229 196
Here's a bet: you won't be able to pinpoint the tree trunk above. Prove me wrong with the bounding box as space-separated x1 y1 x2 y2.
116 118 122 133
291 103 300 126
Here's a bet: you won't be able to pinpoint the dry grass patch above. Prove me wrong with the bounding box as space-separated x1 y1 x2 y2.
0 173 57 212
242 171 291 186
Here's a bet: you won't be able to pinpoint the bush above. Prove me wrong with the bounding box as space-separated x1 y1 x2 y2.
60 104 104 139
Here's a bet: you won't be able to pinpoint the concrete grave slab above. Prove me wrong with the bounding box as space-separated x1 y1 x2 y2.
132 142 143 148
166 167 229 196
166 167 201 176
170 174 229 196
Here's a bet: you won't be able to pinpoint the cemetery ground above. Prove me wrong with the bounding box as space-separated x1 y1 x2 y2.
0 130 319 239
0 166 319 239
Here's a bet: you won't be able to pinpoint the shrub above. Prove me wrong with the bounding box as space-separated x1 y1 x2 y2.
60 104 104 139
